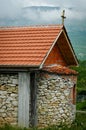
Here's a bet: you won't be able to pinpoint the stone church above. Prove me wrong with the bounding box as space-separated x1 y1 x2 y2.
0 25 78 128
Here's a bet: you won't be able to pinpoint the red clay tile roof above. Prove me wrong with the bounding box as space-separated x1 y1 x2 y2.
0 25 63 66
42 65 77 75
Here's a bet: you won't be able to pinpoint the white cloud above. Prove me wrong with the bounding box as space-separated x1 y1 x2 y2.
41 10 58 22
22 7 59 24
18 0 54 7
0 0 86 26
65 8 86 21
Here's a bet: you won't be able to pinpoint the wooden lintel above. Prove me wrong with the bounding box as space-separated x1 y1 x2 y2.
0 67 39 73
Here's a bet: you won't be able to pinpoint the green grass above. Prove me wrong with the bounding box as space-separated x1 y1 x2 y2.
0 113 86 130
76 100 86 110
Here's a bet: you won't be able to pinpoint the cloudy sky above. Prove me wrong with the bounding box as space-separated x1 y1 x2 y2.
0 0 86 59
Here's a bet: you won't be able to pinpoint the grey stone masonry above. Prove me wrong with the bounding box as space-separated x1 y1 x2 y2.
0 74 18 126
0 71 77 128
36 71 77 127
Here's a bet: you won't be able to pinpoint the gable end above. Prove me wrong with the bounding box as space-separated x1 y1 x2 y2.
40 26 78 68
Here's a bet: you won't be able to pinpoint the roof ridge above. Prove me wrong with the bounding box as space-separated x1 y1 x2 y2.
0 24 63 30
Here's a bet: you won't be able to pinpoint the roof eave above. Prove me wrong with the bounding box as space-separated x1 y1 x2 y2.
0 64 39 67
40 69 78 76
0 65 40 72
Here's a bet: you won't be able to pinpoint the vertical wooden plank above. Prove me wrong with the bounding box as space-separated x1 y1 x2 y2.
30 72 37 126
18 72 30 128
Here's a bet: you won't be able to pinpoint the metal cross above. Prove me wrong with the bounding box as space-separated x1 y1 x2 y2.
61 10 66 25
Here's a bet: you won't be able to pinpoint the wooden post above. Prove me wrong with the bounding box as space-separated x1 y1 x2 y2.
30 72 37 126
18 72 30 128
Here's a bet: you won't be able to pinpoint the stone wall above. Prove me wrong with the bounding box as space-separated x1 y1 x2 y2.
0 71 77 128
0 74 18 126
36 71 77 127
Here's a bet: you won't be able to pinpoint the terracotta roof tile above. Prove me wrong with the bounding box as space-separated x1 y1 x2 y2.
42 65 77 75
0 25 63 66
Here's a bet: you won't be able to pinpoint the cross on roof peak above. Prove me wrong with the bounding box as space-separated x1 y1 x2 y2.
61 10 66 25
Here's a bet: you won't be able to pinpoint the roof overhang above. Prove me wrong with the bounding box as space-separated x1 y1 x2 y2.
41 65 78 75
0 65 39 72
62 26 79 66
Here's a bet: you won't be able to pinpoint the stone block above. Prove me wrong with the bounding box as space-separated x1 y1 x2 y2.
12 101 18 107
0 90 7 95
11 93 17 97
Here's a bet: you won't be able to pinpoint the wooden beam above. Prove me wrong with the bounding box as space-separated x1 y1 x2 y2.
0 67 39 72
18 72 30 128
